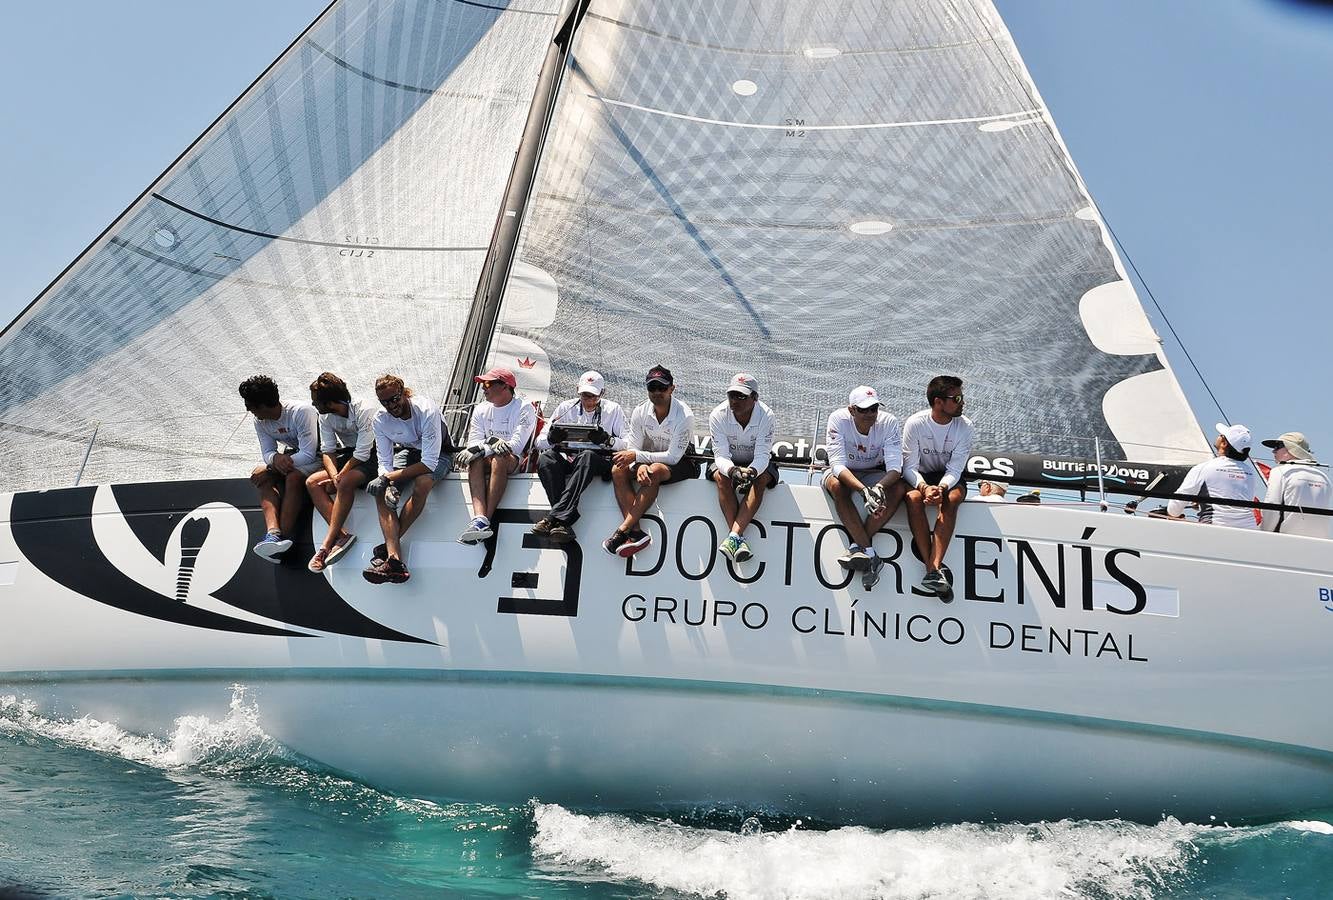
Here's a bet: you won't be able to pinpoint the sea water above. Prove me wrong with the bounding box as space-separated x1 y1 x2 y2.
1 688 1329 899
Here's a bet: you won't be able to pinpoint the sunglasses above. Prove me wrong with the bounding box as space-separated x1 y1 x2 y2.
479 380 506 390
378 392 404 407
941 394 964 403
647 383 670 392
726 391 750 401
853 404 880 414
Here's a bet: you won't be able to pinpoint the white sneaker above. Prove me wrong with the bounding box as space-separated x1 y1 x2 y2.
458 516 493 543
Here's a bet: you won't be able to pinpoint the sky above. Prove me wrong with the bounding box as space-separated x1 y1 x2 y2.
2 0 1330 464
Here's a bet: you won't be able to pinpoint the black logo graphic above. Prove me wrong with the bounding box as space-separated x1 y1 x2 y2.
477 508 582 618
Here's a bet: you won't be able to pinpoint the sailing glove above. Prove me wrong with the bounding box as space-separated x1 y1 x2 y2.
589 426 611 446
732 466 756 491
485 436 513 457
546 424 568 444
863 484 886 516
454 445 486 468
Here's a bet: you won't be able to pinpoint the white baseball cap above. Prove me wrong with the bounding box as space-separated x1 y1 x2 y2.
1214 422 1252 451
848 385 879 409
577 371 605 396
726 373 758 396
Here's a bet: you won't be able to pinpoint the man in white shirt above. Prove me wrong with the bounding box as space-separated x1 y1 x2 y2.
532 370 627 543
304 372 377 573
976 480 1008 503
1167 422 1259 529
239 374 320 563
903 375 976 602
1259 432 1330 538
709 373 778 565
455 367 537 544
363 374 451 585
605 365 698 557
823 385 907 590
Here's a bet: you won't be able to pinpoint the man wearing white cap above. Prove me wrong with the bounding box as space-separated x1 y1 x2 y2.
1259 432 1331 538
824 384 907 591
455 366 537 543
531 371 628 542
709 373 779 564
1167 422 1260 529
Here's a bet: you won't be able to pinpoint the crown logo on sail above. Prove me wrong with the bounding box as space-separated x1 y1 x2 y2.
517 357 537 369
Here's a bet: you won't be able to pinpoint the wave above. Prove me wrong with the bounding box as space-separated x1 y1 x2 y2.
528 802 1333 900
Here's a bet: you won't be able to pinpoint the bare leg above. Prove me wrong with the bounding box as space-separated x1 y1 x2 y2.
278 470 308 537
905 489 933 567
484 455 516 519
468 461 489 519
865 479 908 534
252 466 282 533
611 464 638 518
319 470 366 553
306 470 335 525
714 471 739 531
397 473 436 538
731 474 770 536
930 486 966 570
378 492 403 561
619 464 669 532
825 473 871 549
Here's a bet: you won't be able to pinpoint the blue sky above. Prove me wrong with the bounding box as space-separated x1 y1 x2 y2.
2 0 1330 462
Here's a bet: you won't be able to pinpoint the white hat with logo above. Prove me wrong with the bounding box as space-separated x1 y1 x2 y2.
726 373 758 396
1214 422 1252 451
848 386 879 409
577 371 605 396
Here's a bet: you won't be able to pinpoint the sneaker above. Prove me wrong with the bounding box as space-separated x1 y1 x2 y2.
307 548 330 573
862 556 884 591
919 569 945 595
325 532 357 566
531 516 557 536
719 534 743 562
372 542 388 562
253 531 292 561
618 529 651 558
938 564 953 585
458 516 493 544
362 557 389 584
603 529 630 556
733 538 754 564
936 567 955 604
381 557 410 585
837 547 871 571
547 523 575 544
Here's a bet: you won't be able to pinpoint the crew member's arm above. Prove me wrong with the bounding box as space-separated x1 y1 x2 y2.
605 404 629 451
417 404 442 472
826 413 849 478
938 418 973 491
880 417 903 485
318 414 340 477
373 415 395 478
710 406 735 477
285 405 320 472
1259 468 1283 532
352 403 376 463
750 406 774 475
1166 463 1205 518
255 421 279 468
509 401 537 456
901 418 925 490
534 400 572 452
638 407 693 466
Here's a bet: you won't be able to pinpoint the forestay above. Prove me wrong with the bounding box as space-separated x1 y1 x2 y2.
497 0 1209 465
0 0 561 491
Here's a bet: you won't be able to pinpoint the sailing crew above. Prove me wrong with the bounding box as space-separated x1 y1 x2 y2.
604 365 697 557
455 367 537 544
305 372 377 573
239 375 320 562
1167 423 1259 529
531 370 627 543
823 385 907 591
363 374 451 584
709 373 778 565
1259 432 1331 538
903 375 975 602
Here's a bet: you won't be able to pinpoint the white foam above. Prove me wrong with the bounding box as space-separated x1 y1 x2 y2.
0 685 273 769
531 803 1204 900
1282 820 1333 835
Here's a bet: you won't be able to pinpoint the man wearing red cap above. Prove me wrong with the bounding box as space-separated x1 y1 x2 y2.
456 366 536 543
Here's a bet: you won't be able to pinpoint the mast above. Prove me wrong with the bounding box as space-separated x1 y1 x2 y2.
443 0 591 442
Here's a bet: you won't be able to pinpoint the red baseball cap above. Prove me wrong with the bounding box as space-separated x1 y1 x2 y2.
475 367 517 389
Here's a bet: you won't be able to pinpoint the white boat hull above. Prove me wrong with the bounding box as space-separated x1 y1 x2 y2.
3 475 1331 824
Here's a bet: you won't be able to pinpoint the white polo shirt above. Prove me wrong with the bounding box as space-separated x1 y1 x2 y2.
710 399 775 475
254 402 320 473
628 396 694 466
825 407 902 477
902 409 975 491
374 395 443 472
319 396 377 462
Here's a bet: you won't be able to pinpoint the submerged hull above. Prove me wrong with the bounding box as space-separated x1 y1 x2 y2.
2 476 1331 825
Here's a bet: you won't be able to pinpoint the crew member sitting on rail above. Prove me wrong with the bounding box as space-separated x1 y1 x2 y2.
823 385 907 591
239 374 320 563
456 367 536 544
976 480 1008 502
709 373 778 565
1167 422 1259 529
903 375 975 602
531 370 627 544
363 374 451 584
305 372 377 573
605 365 697 558
1259 431 1331 538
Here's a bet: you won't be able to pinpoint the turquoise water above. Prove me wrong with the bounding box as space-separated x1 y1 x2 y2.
2 690 1330 899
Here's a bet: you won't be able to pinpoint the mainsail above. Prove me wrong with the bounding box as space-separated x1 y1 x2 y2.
0 0 561 492
494 0 1209 465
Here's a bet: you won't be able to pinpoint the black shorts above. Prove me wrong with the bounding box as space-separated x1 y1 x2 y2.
706 459 780 487
636 457 700 485
920 471 967 495
328 446 378 485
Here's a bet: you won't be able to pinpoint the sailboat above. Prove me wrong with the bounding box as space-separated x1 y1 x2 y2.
2 0 1330 826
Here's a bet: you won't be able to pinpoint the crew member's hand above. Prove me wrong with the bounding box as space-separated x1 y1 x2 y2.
862 484 886 516
613 450 637 469
270 454 295 475
636 465 653 485
323 480 337 497
547 424 568 444
925 484 943 506
732 467 756 492
589 426 610 446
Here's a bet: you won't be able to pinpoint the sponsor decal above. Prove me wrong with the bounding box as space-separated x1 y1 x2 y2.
1320 586 1333 613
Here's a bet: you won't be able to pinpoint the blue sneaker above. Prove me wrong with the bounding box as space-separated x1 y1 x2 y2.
719 534 743 562
253 531 292 562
